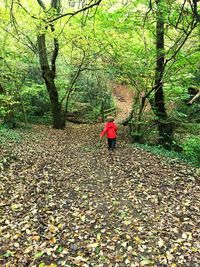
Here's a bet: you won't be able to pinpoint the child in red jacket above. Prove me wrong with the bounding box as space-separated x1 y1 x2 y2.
100 116 118 150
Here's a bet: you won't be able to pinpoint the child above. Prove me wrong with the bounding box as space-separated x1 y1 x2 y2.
100 116 118 151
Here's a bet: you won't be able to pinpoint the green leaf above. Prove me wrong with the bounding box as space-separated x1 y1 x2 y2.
11 204 21 211
95 246 100 255
2 251 13 258
34 251 44 259
140 256 154 266
56 246 63 253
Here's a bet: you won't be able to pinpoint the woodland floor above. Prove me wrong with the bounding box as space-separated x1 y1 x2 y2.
0 123 200 267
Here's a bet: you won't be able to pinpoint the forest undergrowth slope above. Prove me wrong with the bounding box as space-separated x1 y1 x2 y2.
0 124 199 266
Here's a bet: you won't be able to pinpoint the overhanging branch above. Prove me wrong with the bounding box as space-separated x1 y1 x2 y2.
49 0 102 23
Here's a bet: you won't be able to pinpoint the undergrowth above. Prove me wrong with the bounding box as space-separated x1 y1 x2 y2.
0 125 22 145
133 143 200 168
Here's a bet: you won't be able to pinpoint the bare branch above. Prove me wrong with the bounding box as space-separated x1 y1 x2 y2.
60 50 86 106
49 0 102 23
175 0 187 28
165 20 198 65
143 0 153 27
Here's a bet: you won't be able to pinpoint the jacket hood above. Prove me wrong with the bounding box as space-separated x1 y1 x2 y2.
106 122 116 128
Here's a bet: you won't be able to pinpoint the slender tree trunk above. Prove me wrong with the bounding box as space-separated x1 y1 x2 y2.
154 0 173 148
37 34 65 129
0 83 4 94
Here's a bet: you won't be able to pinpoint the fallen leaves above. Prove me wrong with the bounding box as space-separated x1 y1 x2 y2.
0 124 199 266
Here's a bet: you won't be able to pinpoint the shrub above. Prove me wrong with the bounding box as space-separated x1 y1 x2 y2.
0 95 19 128
182 136 200 166
20 84 51 122
0 125 21 144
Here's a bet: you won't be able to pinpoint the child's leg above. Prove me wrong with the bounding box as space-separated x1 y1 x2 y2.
111 138 116 150
107 138 112 150
113 138 116 149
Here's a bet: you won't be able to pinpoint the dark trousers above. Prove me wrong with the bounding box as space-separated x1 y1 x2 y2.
107 138 116 150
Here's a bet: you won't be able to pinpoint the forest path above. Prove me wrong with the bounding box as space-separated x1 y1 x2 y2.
112 84 134 123
0 124 199 266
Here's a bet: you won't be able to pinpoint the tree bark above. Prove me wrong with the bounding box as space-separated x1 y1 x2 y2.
37 34 65 129
0 83 5 94
154 0 173 148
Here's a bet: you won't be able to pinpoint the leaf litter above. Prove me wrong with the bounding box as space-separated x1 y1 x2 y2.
0 124 199 267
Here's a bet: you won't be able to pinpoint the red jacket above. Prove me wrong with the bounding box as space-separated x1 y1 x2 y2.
100 122 118 139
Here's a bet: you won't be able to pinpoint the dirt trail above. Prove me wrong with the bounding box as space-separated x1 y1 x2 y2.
0 124 199 266
112 84 134 123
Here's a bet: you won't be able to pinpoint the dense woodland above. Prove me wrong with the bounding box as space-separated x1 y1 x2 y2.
0 0 200 266
0 0 200 156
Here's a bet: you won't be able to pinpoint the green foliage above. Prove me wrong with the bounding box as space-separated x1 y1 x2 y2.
20 84 51 122
0 95 19 128
133 143 188 165
177 104 200 123
171 88 200 123
134 135 200 167
0 0 199 136
69 71 113 121
182 136 200 166
0 125 21 144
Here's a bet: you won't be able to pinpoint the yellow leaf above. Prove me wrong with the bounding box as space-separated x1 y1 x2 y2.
11 204 22 211
124 220 132 225
191 247 198 252
48 225 56 233
132 250 137 256
50 237 56 244
58 223 64 229
126 234 131 240
97 233 101 240
134 236 141 244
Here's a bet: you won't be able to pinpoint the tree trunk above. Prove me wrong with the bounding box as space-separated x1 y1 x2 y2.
0 83 5 94
154 0 173 148
45 74 65 129
37 34 65 129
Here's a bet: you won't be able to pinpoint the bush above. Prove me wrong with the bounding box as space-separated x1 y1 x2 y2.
133 137 200 167
0 125 21 144
0 95 19 128
20 84 51 122
182 136 200 166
